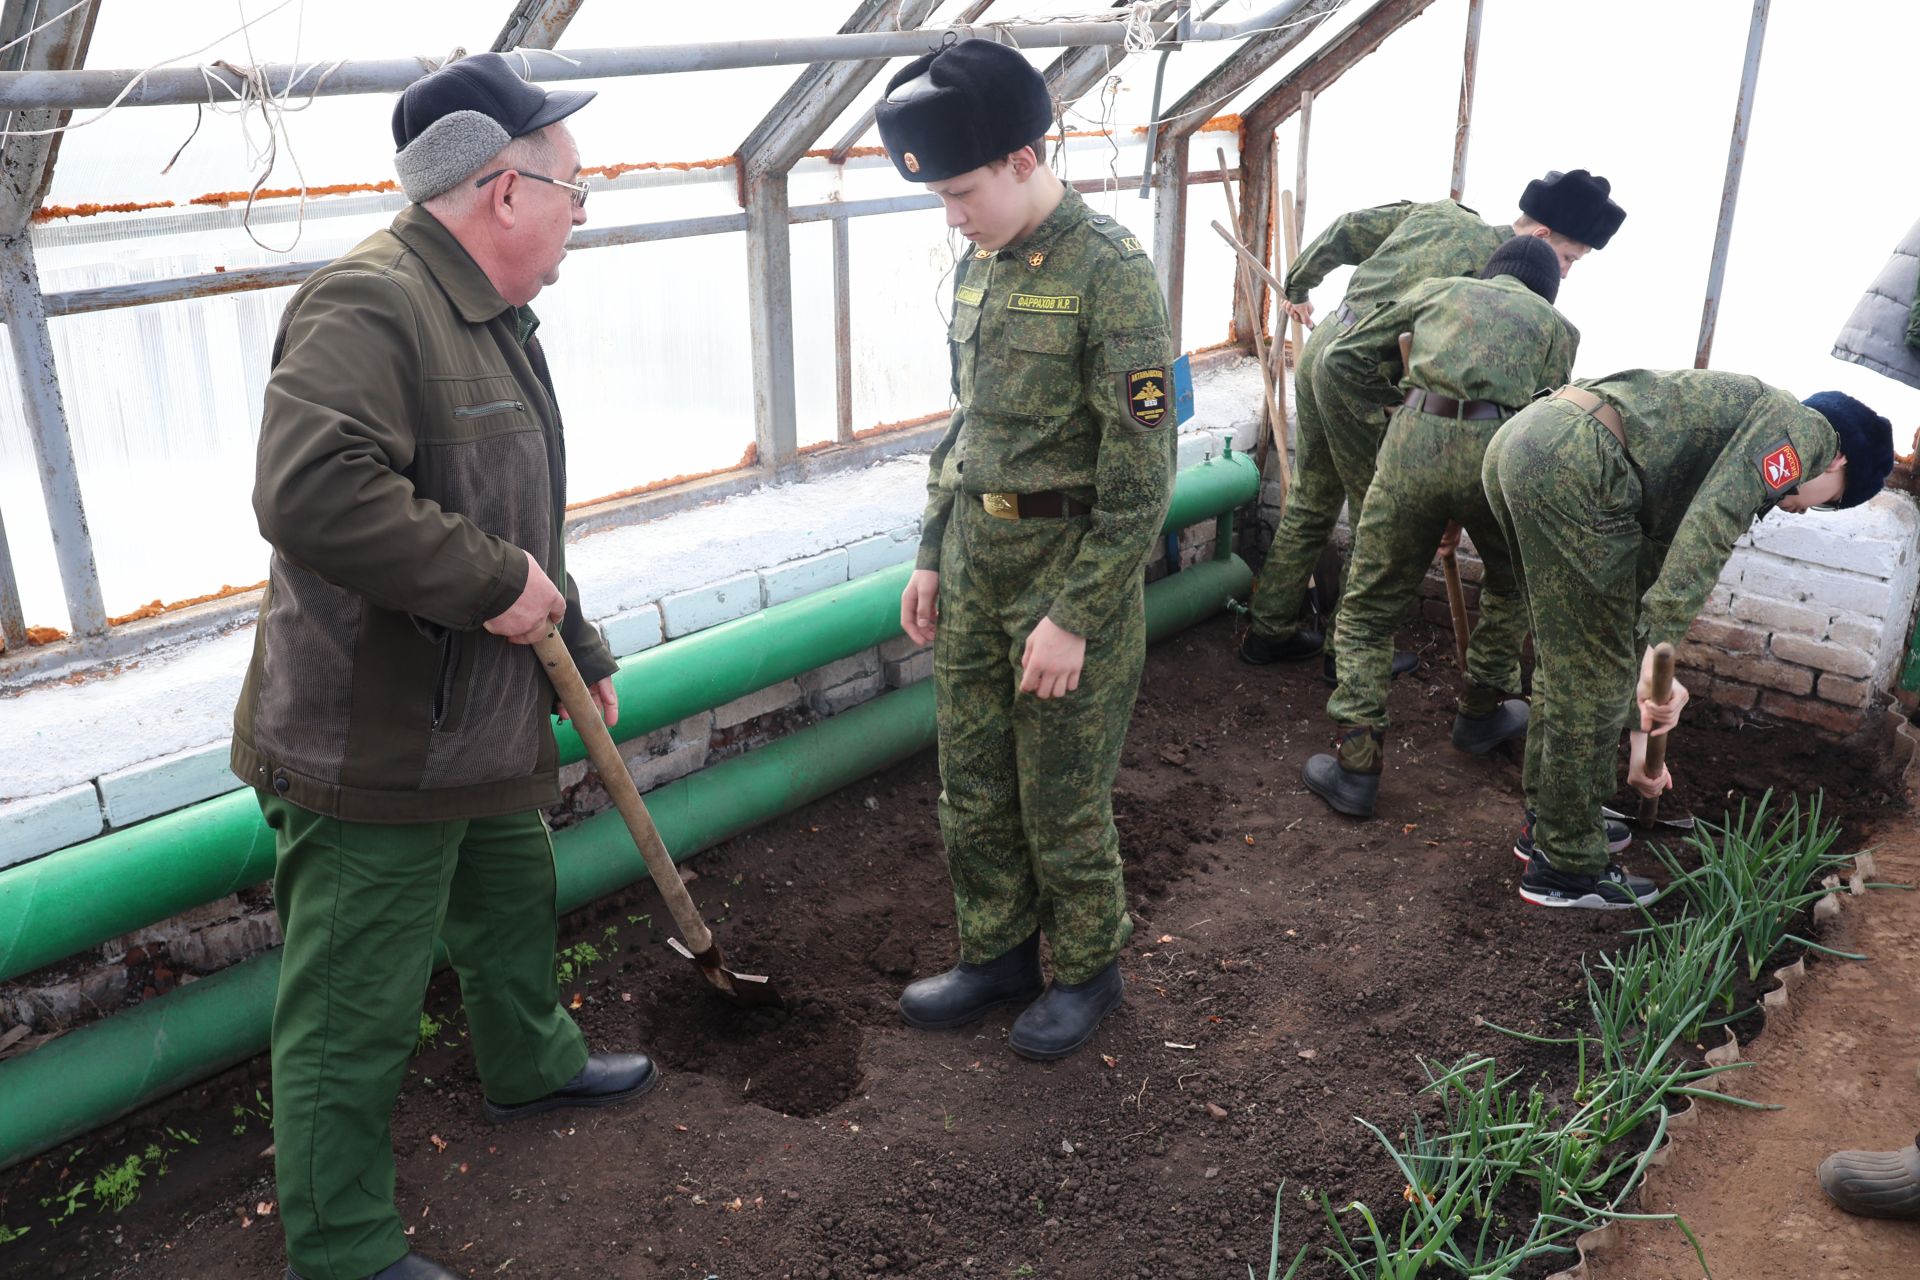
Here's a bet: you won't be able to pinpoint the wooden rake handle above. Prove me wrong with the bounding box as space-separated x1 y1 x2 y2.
534 628 714 954
1638 642 1677 827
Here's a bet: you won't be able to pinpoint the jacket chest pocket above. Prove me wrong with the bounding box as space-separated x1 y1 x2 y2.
421 375 543 443
949 304 981 399
975 312 1083 419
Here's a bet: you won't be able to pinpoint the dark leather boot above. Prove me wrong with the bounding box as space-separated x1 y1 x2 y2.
899 931 1043 1030
1451 694 1530 753
1303 726 1383 817
483 1052 658 1123
288 1252 461 1280
1008 961 1124 1061
1240 625 1323 665
1819 1133 1920 1219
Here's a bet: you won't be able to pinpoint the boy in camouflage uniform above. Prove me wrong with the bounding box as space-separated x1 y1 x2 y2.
875 40 1175 1059
1303 237 1576 818
1485 373 1894 909
1241 171 1625 681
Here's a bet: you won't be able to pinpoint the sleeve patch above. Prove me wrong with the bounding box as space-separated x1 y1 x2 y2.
1757 438 1803 493
1124 368 1170 428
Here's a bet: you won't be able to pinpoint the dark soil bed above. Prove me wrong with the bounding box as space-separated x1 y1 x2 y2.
0 613 1903 1280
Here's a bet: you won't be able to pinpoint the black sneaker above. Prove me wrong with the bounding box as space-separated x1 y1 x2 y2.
1240 626 1324 665
1518 852 1660 910
1513 808 1630 864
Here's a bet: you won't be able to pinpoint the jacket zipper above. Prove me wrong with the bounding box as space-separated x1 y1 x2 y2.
430 631 463 730
453 398 525 419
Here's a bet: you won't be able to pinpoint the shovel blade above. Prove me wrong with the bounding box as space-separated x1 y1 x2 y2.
1602 803 1696 833
666 936 786 1009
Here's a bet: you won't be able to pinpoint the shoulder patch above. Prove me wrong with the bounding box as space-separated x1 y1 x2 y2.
1090 217 1148 258
1123 368 1170 428
1756 437 1803 493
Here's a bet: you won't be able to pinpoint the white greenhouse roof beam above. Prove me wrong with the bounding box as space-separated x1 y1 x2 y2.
0 0 98 235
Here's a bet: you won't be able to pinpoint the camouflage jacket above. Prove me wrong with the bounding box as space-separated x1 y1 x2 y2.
1581 369 1839 649
1333 274 1578 412
1284 199 1510 321
916 186 1176 637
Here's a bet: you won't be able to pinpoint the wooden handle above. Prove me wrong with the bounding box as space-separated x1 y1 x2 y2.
1279 189 1304 355
1440 548 1470 673
534 629 713 952
1638 642 1677 826
1397 330 1414 376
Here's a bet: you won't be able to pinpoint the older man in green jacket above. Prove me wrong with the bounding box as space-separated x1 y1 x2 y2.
232 55 653 1280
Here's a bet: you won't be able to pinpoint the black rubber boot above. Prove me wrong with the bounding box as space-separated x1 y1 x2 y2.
1819 1133 1920 1219
899 931 1043 1030
1302 726 1383 817
1240 626 1323 665
1321 649 1418 687
1008 961 1124 1061
1451 699 1530 753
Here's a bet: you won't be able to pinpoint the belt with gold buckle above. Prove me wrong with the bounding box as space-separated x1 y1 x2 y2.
979 491 1090 520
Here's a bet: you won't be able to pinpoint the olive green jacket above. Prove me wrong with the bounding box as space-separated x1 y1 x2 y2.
231 205 615 823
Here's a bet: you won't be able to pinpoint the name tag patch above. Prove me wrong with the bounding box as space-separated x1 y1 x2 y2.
954 284 985 307
1007 293 1081 315
1757 438 1802 493
1125 368 1169 428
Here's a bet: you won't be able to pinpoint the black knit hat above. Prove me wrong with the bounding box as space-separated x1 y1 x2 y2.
1480 235 1560 304
874 38 1053 183
1802 391 1895 509
1518 169 1626 250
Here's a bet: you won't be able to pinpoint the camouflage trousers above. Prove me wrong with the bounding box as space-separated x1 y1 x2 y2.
932 498 1143 983
1484 398 1653 875
1328 404 1527 730
1247 318 1387 643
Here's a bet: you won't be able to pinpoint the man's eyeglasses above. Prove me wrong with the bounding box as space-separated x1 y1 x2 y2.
473 168 590 209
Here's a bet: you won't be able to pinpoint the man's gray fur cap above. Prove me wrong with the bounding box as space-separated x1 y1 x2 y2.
391 52 594 203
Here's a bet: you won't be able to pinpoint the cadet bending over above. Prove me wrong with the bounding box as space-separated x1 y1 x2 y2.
1241 171 1624 682
1485 372 1894 909
1304 236 1576 819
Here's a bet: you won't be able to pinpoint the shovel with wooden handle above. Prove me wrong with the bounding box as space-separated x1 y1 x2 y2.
1397 330 1473 673
1636 642 1679 832
535 628 783 1008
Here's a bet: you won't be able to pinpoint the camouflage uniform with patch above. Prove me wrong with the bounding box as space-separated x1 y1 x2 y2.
1247 200 1509 644
1484 369 1838 873
1327 274 1578 738
917 186 1176 983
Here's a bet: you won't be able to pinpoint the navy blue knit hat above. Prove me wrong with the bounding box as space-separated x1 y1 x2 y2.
874 39 1052 183
1802 390 1895 508
1481 235 1560 304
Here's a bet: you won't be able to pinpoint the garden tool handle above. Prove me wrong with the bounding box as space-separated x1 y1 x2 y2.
1398 330 1413 374
1440 538 1470 674
534 629 715 954
1637 642 1676 827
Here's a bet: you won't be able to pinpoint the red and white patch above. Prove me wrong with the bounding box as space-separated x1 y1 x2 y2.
1759 441 1802 492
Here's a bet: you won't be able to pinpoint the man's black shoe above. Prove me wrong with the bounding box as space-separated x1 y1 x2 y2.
1240 626 1323 665
1451 699 1530 753
1008 962 1124 1060
288 1253 460 1280
483 1052 658 1123
1513 809 1630 864
1320 649 1418 687
899 931 1043 1030
1302 753 1380 817
1517 852 1660 910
